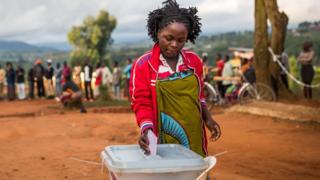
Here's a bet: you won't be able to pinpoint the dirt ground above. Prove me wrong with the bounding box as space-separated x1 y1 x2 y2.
0 100 319 180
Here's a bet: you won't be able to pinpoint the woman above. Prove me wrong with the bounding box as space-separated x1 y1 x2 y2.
298 41 315 99
130 0 221 157
94 62 102 98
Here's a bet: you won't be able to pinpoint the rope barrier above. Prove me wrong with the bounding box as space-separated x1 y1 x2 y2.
268 47 320 88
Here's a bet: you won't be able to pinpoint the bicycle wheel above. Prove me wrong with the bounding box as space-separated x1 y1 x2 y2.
204 82 220 110
255 83 276 102
238 84 257 105
239 83 276 105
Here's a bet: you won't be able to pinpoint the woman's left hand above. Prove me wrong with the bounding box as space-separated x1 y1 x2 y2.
202 106 221 141
205 118 221 141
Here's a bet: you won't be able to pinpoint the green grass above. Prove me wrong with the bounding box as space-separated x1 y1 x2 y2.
288 57 320 100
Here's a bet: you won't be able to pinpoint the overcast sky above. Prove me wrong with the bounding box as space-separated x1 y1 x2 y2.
0 0 319 44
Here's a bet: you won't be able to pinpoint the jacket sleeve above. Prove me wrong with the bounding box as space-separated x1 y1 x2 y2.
129 60 155 133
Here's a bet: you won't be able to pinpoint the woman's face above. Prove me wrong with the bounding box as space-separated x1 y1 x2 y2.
157 22 188 59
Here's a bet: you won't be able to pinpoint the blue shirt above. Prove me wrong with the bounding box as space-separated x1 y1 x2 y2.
123 64 132 79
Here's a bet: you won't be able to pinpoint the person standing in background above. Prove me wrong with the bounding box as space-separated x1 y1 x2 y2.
16 65 26 100
34 58 46 98
83 59 94 101
224 54 230 63
112 61 121 100
94 62 103 98
123 58 132 100
6 62 15 101
215 53 225 97
230 52 241 74
221 55 233 99
201 52 209 81
45 59 55 98
0 64 5 99
280 48 290 89
298 41 315 99
62 61 71 86
55 62 63 98
73 62 82 91
101 62 112 88
28 67 35 99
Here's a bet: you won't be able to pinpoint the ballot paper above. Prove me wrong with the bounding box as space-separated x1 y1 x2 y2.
147 130 158 156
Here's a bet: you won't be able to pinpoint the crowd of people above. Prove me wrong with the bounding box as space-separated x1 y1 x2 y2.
0 43 316 110
202 51 254 101
0 43 316 108
202 41 316 101
0 57 133 110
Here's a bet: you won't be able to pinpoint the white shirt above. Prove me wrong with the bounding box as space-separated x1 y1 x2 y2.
158 54 184 74
102 66 112 85
84 66 90 82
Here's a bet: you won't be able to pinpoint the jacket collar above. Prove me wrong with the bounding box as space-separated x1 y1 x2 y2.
148 43 191 73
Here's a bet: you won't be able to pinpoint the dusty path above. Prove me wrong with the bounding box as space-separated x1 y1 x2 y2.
0 100 319 180
228 101 320 122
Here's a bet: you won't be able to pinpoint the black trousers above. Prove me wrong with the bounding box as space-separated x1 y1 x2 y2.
7 84 15 100
84 81 93 100
29 81 34 99
36 80 45 97
280 74 289 89
217 81 225 98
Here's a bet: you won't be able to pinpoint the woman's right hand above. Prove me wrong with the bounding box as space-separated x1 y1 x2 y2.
138 129 150 155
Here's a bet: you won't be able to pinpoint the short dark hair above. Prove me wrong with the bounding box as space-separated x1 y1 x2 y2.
147 0 202 43
241 58 249 66
224 55 230 62
96 62 101 69
216 53 222 60
302 41 313 52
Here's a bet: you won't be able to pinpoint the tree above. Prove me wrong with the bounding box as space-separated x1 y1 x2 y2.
68 10 116 65
298 21 312 29
254 0 293 99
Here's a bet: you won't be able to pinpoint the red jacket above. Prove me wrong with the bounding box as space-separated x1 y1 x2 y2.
129 44 206 135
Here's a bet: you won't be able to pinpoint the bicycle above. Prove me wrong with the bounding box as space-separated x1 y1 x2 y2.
204 73 276 109
237 81 276 105
203 81 220 110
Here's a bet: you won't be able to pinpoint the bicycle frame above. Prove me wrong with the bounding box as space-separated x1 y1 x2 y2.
204 82 220 102
237 82 261 100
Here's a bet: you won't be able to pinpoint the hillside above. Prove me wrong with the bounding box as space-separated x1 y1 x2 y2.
192 29 320 66
0 40 59 52
109 29 320 67
1 20 319 66
0 40 65 63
